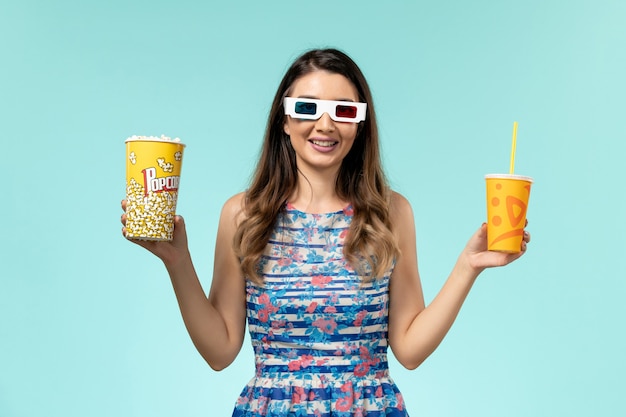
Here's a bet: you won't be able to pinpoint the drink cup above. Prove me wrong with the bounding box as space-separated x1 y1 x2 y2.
125 135 185 241
485 174 533 252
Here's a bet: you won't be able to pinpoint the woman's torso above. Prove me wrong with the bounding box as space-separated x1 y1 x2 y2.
232 204 408 416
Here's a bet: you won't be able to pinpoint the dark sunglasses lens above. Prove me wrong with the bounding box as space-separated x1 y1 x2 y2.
335 105 357 119
295 101 317 115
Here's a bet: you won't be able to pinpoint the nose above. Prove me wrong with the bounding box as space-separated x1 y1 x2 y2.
315 112 336 132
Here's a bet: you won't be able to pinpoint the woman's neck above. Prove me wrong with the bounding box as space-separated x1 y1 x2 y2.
288 168 348 214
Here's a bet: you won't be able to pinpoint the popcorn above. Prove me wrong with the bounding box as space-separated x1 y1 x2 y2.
157 157 174 173
125 178 178 240
126 134 182 143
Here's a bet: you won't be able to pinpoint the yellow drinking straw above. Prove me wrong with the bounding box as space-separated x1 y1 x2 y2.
509 121 518 174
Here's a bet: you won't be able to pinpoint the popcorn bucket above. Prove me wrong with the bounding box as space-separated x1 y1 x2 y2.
125 135 185 241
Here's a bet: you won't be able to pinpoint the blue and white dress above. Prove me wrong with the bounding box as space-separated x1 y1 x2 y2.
232 203 408 416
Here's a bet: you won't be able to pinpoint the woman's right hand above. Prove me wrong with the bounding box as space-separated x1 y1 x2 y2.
120 199 191 267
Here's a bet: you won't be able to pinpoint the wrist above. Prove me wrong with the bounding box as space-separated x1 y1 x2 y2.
456 252 484 281
162 248 193 272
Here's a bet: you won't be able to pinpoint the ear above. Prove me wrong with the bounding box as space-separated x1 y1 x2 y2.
283 117 290 136
356 121 365 136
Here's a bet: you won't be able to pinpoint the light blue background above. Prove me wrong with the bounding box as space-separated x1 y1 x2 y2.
2 0 625 416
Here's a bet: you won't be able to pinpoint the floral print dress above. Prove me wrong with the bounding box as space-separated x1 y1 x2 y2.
232 203 408 417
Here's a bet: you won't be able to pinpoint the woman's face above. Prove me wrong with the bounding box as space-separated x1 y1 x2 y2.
283 70 360 176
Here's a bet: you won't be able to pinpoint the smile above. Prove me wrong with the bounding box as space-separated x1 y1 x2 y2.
310 139 338 147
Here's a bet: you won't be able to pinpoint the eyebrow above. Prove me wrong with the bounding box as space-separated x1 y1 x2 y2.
295 95 357 102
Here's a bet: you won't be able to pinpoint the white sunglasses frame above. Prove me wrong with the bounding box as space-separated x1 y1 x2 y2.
283 97 367 123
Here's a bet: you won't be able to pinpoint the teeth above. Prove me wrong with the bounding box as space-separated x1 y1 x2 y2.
311 140 337 147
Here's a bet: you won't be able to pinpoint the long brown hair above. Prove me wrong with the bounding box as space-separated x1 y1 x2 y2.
233 48 399 283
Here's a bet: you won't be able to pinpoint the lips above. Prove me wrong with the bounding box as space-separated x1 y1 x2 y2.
308 139 339 153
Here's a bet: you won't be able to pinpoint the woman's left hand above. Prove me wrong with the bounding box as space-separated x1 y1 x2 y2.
462 222 531 272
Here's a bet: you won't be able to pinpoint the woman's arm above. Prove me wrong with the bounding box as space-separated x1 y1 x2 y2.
387 192 529 370
121 193 247 371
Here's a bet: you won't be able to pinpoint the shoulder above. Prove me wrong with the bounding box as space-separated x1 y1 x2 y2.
223 192 245 212
389 191 414 219
219 192 246 228
388 191 416 237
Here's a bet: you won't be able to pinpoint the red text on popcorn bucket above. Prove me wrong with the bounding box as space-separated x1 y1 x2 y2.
142 167 180 196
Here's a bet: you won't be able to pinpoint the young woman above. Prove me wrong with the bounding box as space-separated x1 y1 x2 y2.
121 48 530 416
